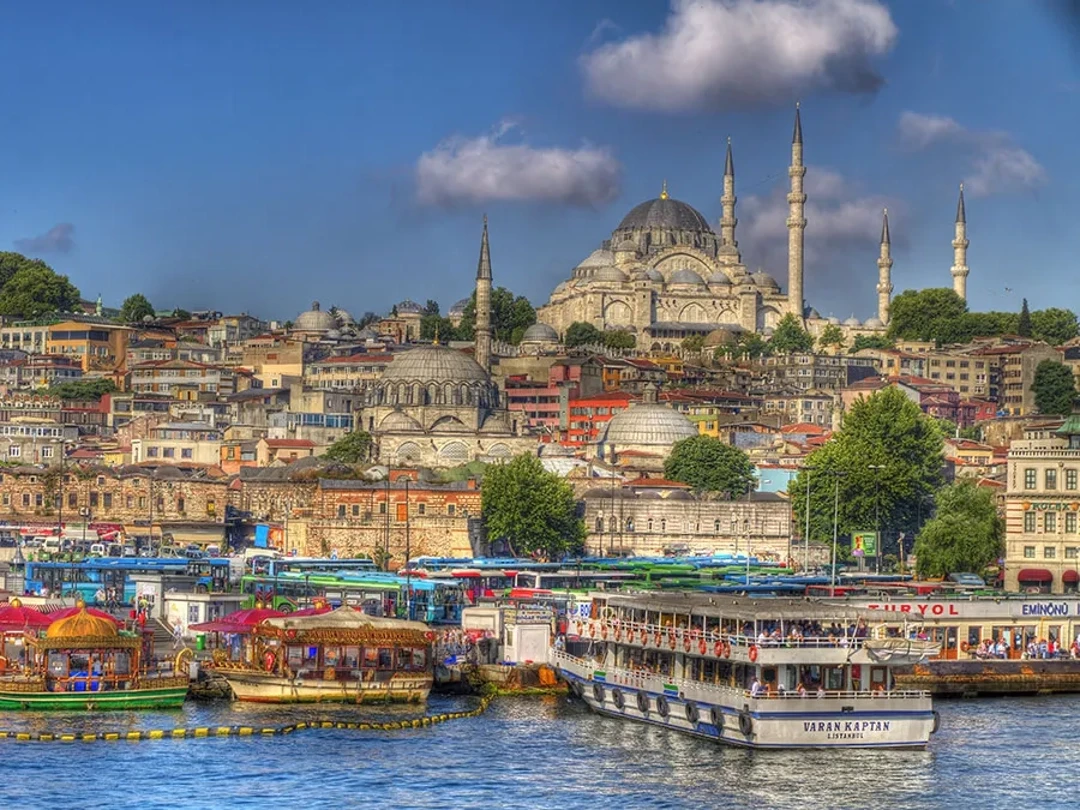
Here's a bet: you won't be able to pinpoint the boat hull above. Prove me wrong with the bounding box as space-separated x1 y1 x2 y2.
0 684 188 711
221 670 432 704
556 657 936 750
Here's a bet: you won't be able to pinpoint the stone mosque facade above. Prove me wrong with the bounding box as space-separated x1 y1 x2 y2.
536 107 973 346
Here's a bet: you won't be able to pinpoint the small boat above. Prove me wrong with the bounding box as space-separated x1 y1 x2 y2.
218 606 433 704
554 592 940 749
0 602 189 710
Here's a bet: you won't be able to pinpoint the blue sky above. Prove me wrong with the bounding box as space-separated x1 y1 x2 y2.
0 0 1076 321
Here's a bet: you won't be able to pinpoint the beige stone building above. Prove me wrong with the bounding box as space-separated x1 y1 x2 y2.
1003 418 1080 593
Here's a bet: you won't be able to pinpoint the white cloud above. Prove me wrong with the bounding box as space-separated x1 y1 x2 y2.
580 0 898 112
898 111 1047 197
415 120 621 208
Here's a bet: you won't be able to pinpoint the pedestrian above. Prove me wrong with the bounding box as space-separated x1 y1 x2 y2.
172 621 185 650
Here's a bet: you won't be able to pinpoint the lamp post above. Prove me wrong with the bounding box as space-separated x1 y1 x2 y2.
803 465 817 573
404 477 411 621
829 471 848 595
867 464 886 575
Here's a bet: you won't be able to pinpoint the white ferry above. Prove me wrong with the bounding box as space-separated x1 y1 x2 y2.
552 592 940 749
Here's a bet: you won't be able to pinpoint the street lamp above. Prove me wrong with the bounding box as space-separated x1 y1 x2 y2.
867 464 886 575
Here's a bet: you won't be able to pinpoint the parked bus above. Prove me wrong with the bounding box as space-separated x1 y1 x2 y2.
24 557 232 604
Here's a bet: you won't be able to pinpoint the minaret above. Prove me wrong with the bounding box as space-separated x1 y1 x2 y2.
475 215 493 372
720 137 739 255
877 208 893 325
787 103 807 319
950 183 969 300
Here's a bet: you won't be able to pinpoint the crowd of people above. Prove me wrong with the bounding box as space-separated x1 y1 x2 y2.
971 635 1080 660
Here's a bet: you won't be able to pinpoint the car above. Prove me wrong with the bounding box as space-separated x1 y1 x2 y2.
947 572 986 588
89 543 107 557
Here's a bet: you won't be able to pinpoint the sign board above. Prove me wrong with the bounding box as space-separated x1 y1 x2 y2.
852 531 877 557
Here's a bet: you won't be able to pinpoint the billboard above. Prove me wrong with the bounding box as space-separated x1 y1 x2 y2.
852 531 878 557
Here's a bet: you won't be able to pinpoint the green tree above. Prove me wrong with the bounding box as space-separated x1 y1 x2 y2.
420 314 455 342
357 311 378 328
171 308 192 320
564 321 604 348
1017 298 1033 338
769 313 814 354
1031 308 1079 345
887 288 968 342
118 293 155 323
913 480 1003 577
1031 360 1077 416
45 378 118 400
0 263 81 317
423 299 440 317
481 454 584 558
663 436 755 497
681 334 706 354
0 252 53 291
322 430 373 464
603 329 636 351
818 323 846 350
456 287 537 345
852 334 894 352
789 387 944 555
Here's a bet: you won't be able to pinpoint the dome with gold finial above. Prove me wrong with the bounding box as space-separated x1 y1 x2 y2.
46 603 119 640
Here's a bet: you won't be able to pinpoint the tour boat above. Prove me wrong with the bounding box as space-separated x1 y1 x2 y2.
218 606 433 703
0 602 189 710
553 593 940 749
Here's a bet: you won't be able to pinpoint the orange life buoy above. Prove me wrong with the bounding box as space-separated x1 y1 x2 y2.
714 641 723 657
960 641 970 652
614 627 622 642
589 623 596 639
723 641 731 658
627 628 635 643
748 645 759 663
653 632 661 648
683 636 691 653
263 651 276 672
699 639 707 655
601 624 609 641
668 633 676 651
575 620 583 636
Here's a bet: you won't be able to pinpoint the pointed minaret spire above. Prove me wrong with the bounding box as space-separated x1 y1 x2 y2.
877 208 893 326
660 179 669 200
719 137 739 258
474 215 493 371
787 103 807 319
950 184 969 301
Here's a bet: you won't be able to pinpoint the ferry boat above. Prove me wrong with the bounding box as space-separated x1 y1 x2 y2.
0 602 189 710
553 592 940 749
219 606 434 704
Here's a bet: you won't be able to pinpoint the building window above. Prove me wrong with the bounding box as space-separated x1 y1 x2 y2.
351 504 360 517
595 517 602 532
7 446 19 458
148 447 159 458
35 494 43 507
1068 469 1078 491
41 446 53 459
22 493 30 507
1024 545 1036 558
447 504 455 516
138 497 146 509
1046 469 1058 490
1046 512 1057 532
661 518 666 532
337 505 346 518
1068 512 1078 534
1067 547 1079 559
103 493 112 509
181 448 193 459
379 502 387 514
1045 546 1057 559
418 503 426 515
68 492 77 508
1024 512 1036 533
126 496 133 509
90 492 99 508
625 517 634 532
163 447 175 459
1024 469 1037 490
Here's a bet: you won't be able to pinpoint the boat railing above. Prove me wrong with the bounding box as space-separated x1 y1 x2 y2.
743 688 931 700
571 618 868 652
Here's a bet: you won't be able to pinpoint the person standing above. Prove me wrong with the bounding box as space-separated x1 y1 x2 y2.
172 621 185 650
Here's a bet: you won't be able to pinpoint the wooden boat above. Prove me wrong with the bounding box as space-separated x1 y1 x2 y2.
218 606 433 704
0 603 189 710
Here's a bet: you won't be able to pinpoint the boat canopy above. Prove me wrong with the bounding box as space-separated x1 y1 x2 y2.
261 605 429 634
601 593 900 623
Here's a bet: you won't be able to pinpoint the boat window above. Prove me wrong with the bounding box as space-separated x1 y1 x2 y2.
377 648 393 670
323 647 341 668
47 652 67 677
363 647 378 668
342 646 360 669
825 667 844 691
407 648 426 670
114 652 131 676
287 646 304 670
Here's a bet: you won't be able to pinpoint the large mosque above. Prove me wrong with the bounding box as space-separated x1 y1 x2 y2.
536 106 972 345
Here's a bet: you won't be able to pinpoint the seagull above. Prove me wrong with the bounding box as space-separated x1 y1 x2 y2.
1004 287 1013 293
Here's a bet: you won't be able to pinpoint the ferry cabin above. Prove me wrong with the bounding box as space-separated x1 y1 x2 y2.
554 592 938 749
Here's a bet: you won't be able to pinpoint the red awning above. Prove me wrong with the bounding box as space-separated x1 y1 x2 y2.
1064 570 1080 584
189 607 284 634
0 601 53 632
1017 569 1053 583
47 606 122 625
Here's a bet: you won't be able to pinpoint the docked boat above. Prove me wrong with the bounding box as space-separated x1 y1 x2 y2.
0 602 189 710
553 593 940 749
218 606 434 704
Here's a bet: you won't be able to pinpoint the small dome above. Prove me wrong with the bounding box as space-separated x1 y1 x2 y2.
47 607 118 640
553 282 568 294
449 297 471 316
668 269 705 286
521 323 560 344
395 299 424 315
843 316 861 327
617 197 713 232
613 239 637 253
641 268 664 282
827 316 841 325
604 403 697 448
864 317 884 328
379 344 489 385
751 271 779 289
592 266 629 283
703 328 738 348
294 301 336 333
577 248 616 269
807 308 822 320
708 270 731 284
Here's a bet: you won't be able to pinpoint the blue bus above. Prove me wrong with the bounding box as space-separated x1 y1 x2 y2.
253 557 379 577
25 557 232 605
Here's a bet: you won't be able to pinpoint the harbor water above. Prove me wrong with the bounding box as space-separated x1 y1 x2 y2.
0 693 1077 809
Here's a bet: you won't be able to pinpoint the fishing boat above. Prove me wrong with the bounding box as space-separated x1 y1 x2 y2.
218 606 434 703
553 592 940 749
0 602 190 710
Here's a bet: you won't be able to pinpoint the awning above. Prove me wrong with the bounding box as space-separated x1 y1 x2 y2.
1064 570 1080 584
1017 569 1053 583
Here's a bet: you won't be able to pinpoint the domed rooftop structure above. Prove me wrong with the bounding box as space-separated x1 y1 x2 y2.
577 248 616 269
603 385 697 449
843 316 861 327
617 196 713 233
521 323 560 344
708 270 731 284
47 606 118 640
593 266 629 283
703 327 739 348
449 297 471 316
827 316 841 325
751 271 779 289
395 299 424 315
613 239 637 253
863 317 884 328
641 268 664 282
669 269 705 286
807 308 822 320
380 344 489 385
294 301 335 333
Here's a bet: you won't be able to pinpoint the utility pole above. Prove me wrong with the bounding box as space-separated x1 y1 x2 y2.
829 471 848 595
867 465 886 576
803 465 816 573
404 477 411 621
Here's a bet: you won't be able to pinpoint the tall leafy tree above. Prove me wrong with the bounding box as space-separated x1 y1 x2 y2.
769 313 814 354
913 481 1003 577
118 293 155 323
1031 308 1079 345
322 430 373 463
420 314 455 342
603 329 636 350
1031 360 1077 416
818 323 846 349
564 321 604 348
664 436 755 497
423 299 440 317
481 454 584 558
887 288 968 342
0 252 53 291
0 263 81 317
852 334 894 352
1017 298 1033 338
46 378 118 400
789 387 944 555
455 287 536 345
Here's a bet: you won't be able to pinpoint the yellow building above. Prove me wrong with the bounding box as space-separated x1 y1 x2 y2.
46 320 132 374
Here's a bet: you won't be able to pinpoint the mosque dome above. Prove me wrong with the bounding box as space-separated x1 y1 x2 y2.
449 297 471 316
668 269 706 286
553 282 569 294
592 266 629 283
395 299 424 315
827 316 841 325
47 607 118 640
616 196 713 233
843 316 862 327
577 249 616 269
294 301 336 333
380 344 489 385
708 270 731 284
613 239 637 253
641 268 664 282
521 323 560 344
703 328 739 348
863 317 884 328
807 308 822 320
751 271 779 289
603 387 697 449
